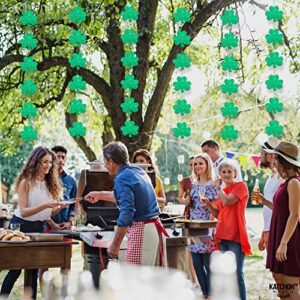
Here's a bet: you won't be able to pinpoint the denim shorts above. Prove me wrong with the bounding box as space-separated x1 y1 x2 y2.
10 215 45 233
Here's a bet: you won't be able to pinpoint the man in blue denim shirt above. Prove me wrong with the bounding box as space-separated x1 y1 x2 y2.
86 142 168 266
47 146 77 230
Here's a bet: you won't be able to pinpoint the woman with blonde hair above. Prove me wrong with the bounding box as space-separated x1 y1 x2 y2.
188 153 218 299
0 146 63 300
132 149 166 210
266 141 300 300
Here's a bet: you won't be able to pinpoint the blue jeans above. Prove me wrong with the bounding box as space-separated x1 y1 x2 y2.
0 215 45 300
219 240 246 300
191 252 211 297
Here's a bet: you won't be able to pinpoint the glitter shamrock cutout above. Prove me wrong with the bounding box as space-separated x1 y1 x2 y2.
172 122 191 138
221 55 239 72
121 74 139 90
173 53 191 70
20 34 38 50
173 30 191 47
68 53 86 70
121 120 139 137
68 99 86 115
173 7 191 24
20 103 38 119
173 99 191 116
121 29 139 45
68 7 86 25
69 75 87 92
220 124 238 141
20 79 38 96
265 51 283 68
121 5 138 22
121 51 139 69
265 98 283 114
221 79 238 95
220 9 238 27
20 57 38 73
265 29 283 46
265 5 283 22
20 125 38 141
220 101 239 118
173 76 191 93
68 122 86 138
265 120 283 138
20 10 38 27
121 97 139 114
69 30 86 46
265 75 283 91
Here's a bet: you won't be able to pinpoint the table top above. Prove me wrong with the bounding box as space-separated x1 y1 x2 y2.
0 241 71 248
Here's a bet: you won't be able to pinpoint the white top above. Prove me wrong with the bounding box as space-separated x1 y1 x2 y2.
14 180 53 221
214 156 243 182
263 173 281 231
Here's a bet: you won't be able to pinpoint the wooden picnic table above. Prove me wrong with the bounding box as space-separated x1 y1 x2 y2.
0 241 71 292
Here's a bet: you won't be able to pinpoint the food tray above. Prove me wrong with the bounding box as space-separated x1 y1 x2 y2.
27 233 64 241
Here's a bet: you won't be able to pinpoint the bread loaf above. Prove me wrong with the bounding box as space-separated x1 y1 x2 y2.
13 230 25 238
10 236 23 241
2 232 14 240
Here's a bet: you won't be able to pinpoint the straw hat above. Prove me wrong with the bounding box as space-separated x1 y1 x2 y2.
272 141 300 167
257 134 281 153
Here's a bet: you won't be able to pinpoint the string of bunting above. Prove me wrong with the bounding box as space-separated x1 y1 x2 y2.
120 5 140 137
19 9 39 141
264 4 284 138
171 7 192 139
67 6 88 139
219 8 240 141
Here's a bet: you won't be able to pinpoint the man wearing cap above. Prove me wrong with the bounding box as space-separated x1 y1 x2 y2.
253 136 281 251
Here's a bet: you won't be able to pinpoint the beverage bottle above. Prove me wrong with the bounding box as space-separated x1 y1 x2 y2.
251 179 260 205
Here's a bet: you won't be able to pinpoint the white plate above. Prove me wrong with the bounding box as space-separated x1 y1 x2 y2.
0 239 30 243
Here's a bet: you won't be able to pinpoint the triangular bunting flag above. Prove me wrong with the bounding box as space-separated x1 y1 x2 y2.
251 155 261 167
239 155 248 168
226 151 235 159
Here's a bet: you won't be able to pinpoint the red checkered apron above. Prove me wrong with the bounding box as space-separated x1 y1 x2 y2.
125 218 169 266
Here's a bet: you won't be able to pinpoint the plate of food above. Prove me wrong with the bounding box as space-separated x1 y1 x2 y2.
0 229 31 243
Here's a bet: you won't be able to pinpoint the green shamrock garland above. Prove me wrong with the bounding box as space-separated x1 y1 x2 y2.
171 7 192 139
264 5 285 136
20 125 38 141
172 122 191 138
68 7 87 138
121 98 139 115
220 8 240 141
20 103 38 119
265 120 283 138
19 9 39 142
265 98 283 114
68 122 86 138
120 5 139 137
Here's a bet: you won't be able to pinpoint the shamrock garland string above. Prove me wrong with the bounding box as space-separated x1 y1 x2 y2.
67 6 87 139
120 5 139 137
219 8 240 141
19 10 39 142
264 5 284 137
172 7 192 139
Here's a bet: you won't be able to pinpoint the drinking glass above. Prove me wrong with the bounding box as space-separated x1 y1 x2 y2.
10 223 21 231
